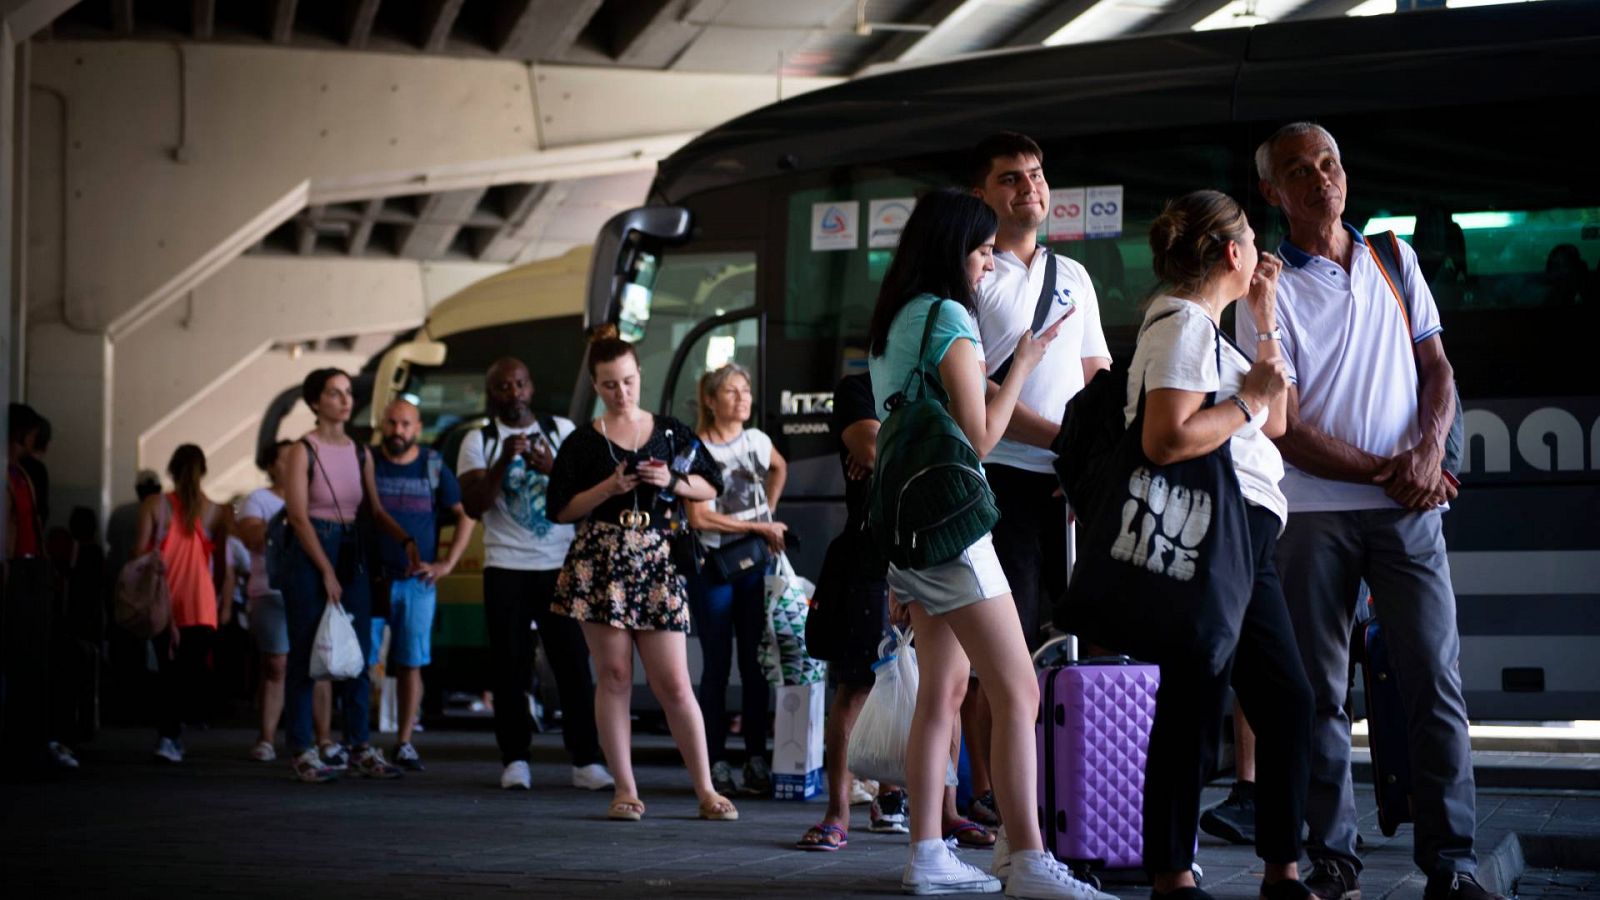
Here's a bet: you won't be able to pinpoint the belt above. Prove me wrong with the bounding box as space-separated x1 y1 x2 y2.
617 510 652 530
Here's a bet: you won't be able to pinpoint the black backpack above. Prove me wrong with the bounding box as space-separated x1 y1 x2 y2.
1052 310 1179 529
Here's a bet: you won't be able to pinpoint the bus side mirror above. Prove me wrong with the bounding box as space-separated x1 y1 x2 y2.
586 206 692 339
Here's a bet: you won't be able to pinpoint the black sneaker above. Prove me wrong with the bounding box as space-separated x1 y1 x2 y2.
1199 781 1256 846
870 788 909 834
1261 879 1314 900
968 789 1000 827
1305 857 1361 900
318 741 350 771
1424 873 1504 900
393 741 424 772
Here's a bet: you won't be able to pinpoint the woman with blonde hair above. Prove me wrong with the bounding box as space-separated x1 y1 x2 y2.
135 444 231 763
686 362 788 796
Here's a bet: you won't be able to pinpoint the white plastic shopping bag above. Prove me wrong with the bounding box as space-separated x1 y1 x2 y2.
846 626 918 785
310 601 363 681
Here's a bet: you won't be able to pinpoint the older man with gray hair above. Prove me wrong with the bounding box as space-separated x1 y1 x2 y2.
1243 122 1497 900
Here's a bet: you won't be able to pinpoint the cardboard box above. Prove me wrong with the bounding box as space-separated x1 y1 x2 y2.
772 682 825 800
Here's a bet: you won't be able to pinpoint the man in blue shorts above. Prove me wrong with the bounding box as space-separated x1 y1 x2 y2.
373 399 476 770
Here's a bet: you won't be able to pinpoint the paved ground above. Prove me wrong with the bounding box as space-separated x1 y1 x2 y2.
4 727 1598 899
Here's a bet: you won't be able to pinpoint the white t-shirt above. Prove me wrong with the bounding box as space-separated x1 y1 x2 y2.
976 247 1111 474
697 428 774 550
238 488 285 597
1237 226 1442 513
456 417 578 571
1126 296 1287 529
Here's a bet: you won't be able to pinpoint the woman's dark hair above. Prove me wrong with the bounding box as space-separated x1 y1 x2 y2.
301 367 350 409
167 444 208 532
867 188 998 356
586 323 639 377
1148 190 1250 296
257 439 295 480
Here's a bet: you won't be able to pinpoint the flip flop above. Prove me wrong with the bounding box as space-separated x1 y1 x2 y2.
795 823 849 852
944 819 997 849
699 794 739 821
608 798 646 821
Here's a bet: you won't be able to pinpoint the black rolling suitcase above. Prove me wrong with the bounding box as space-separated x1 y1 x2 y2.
1357 597 1414 837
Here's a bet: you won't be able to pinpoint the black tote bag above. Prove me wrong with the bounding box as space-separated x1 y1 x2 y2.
1059 321 1254 676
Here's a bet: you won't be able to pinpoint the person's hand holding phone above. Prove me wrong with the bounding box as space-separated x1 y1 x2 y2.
636 458 672 488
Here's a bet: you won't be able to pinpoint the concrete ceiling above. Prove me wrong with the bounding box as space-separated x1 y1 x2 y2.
39 0 1392 265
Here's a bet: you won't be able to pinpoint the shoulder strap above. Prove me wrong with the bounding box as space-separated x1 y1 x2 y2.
480 419 500 463
905 298 949 401
1032 247 1057 334
537 414 561 450
1131 308 1200 419
1365 231 1413 335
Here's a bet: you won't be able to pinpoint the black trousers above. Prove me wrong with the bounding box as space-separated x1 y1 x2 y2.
987 465 1068 652
1143 503 1314 871
153 626 215 740
1 559 52 762
482 567 601 767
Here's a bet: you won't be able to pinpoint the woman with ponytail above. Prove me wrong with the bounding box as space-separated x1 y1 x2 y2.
1129 190 1313 900
134 444 232 763
545 326 738 824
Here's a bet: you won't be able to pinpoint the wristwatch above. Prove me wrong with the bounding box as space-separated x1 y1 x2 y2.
1257 327 1283 342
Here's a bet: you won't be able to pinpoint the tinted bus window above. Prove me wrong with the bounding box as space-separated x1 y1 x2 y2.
628 251 757 414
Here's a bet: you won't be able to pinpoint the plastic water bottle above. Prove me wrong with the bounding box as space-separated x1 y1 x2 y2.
658 436 701 505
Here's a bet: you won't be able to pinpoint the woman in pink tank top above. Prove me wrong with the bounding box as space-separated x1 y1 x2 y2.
280 368 420 782
134 444 233 763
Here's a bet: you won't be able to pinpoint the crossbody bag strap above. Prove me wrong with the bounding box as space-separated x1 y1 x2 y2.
302 437 348 523
990 247 1057 383
1364 231 1413 334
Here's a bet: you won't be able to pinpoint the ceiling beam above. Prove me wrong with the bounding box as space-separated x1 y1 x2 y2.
472 183 550 261
1138 0 1239 35
110 0 134 35
269 0 297 44
191 0 215 40
296 221 319 256
493 0 606 60
421 0 466 53
396 188 488 259
1283 0 1371 20
1003 0 1106 46
602 0 701 67
346 0 380 48
854 0 981 71
347 199 383 257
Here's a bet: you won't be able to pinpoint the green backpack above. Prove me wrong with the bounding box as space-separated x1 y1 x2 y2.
867 298 1001 570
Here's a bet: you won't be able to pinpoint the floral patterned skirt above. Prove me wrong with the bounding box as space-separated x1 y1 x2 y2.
553 521 690 632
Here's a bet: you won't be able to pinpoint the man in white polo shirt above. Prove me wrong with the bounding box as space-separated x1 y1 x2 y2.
969 131 1112 651
965 132 1111 828
1244 122 1495 900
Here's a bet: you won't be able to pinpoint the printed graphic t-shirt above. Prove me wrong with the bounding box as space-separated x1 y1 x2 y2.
456 417 577 571
698 428 775 550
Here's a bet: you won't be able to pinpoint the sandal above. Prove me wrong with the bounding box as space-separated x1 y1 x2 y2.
943 819 997 849
608 797 646 821
698 794 739 821
795 823 848 851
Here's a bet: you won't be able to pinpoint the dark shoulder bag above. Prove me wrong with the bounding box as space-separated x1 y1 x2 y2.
1365 231 1466 476
1059 319 1254 675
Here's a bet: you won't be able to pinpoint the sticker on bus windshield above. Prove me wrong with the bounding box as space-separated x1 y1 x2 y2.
811 201 860 251
1086 185 1124 239
1048 188 1086 241
868 198 915 248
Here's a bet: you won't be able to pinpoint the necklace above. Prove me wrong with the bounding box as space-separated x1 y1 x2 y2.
599 416 648 528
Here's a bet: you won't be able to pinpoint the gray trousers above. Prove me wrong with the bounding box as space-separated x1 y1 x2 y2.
1276 508 1477 878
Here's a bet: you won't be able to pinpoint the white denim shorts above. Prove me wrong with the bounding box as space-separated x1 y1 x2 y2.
885 532 1011 616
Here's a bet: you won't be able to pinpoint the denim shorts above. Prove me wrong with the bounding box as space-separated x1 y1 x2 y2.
885 532 1010 616
247 590 290 655
370 577 436 668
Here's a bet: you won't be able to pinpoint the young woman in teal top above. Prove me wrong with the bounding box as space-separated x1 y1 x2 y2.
866 189 1110 900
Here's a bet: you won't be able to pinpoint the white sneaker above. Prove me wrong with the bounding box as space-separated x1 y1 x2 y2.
850 777 879 805
47 741 80 770
991 826 1011 877
249 741 277 762
152 738 184 763
571 762 614 791
902 839 1002 895
501 760 532 790
1004 850 1120 900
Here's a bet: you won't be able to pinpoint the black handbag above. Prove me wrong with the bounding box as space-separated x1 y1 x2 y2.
705 533 770 583
805 531 888 664
666 500 704 579
1056 320 1254 676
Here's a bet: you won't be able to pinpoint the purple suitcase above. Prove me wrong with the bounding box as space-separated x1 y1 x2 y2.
1036 658 1159 873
